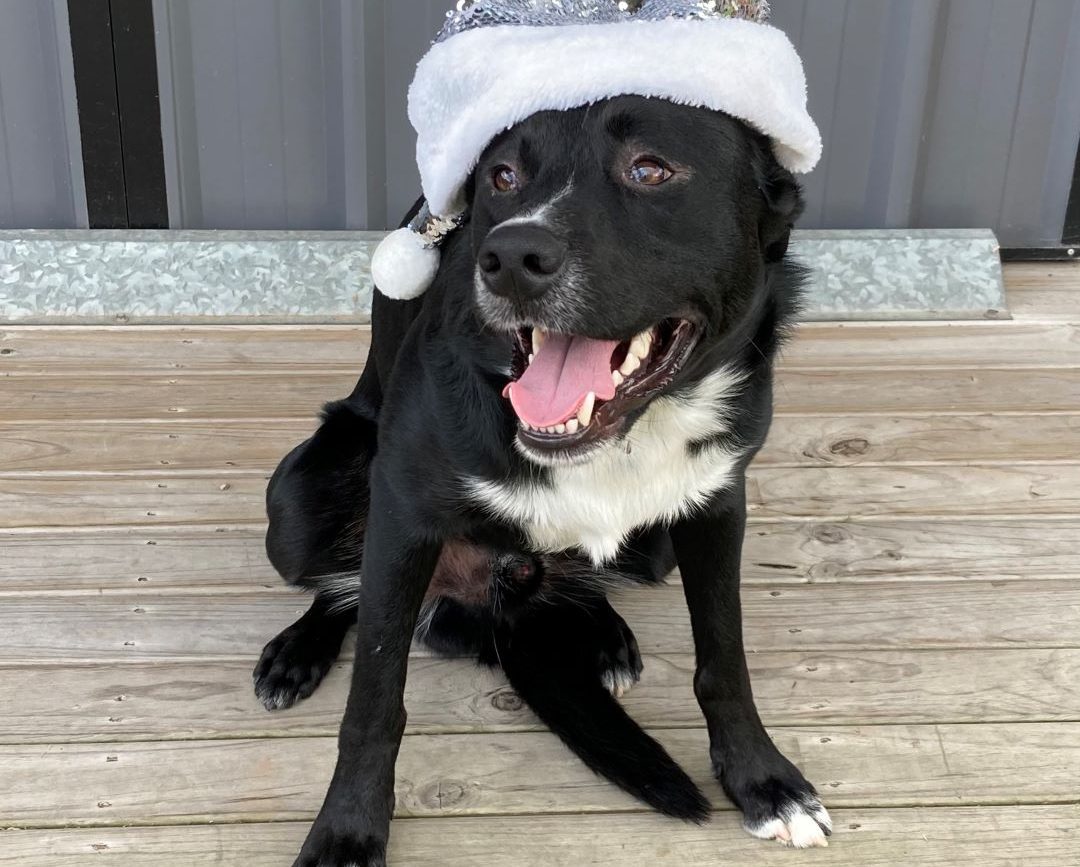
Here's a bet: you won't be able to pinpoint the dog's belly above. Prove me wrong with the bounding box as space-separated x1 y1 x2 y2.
468 369 747 564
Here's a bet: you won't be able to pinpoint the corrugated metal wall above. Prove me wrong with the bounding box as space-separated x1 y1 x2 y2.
151 0 1080 246
150 0 452 231
772 0 1080 246
0 0 87 229
1 0 1076 243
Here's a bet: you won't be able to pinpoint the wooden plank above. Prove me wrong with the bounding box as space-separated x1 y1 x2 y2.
5 518 1078 594
747 464 1080 519
2 806 1076 866
0 421 314 473
1 580 1077 662
0 475 269 528
773 367 1080 414
2 367 1079 420
3 723 1079 827
1004 262 1080 293
0 366 1066 419
0 373 351 422
3 413 1078 474
4 320 1079 372
1005 262 1080 321
1 648 1077 744
616 580 1080 654
785 320 1080 368
1008 289 1080 321
757 413 1080 467
745 518 1080 581
0 325 371 373
0 526 280 592
2 464 1079 529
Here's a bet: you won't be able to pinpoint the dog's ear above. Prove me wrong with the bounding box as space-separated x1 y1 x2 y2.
754 150 805 264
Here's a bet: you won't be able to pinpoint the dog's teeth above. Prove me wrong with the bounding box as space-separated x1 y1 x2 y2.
630 331 652 360
555 423 566 434
577 392 595 428
619 353 641 377
612 370 624 388
528 354 534 364
566 418 579 434
532 329 545 355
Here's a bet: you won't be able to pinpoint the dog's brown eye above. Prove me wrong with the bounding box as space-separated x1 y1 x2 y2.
493 165 520 193
628 158 672 186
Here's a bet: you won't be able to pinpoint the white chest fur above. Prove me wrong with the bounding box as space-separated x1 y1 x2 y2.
467 368 748 564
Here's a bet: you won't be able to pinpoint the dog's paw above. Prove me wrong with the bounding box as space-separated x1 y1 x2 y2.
597 615 643 698
712 738 829 846
600 662 640 698
719 744 831 848
728 765 832 849
253 623 337 711
743 790 832 849
293 830 386 867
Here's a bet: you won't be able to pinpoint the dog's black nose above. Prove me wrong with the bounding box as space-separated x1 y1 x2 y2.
478 225 568 300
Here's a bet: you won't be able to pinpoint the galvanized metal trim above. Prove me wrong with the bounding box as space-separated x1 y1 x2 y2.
0 228 1007 324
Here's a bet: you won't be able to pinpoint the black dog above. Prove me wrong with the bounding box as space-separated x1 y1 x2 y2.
255 95 831 865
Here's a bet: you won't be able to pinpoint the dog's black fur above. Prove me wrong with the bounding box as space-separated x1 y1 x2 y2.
256 96 829 865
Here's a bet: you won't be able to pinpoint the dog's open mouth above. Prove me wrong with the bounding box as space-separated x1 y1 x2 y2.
502 319 700 454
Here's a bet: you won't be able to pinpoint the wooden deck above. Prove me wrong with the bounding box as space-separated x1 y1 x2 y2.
1 263 1078 865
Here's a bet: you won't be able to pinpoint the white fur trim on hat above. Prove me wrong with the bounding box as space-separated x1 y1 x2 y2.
409 18 821 216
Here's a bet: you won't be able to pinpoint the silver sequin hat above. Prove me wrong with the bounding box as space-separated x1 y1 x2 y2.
438 1 771 42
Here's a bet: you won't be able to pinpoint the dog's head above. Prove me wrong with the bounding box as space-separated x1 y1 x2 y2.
464 95 804 464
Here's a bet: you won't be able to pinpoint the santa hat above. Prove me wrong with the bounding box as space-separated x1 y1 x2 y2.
372 0 822 301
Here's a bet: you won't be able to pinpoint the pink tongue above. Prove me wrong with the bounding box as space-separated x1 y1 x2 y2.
504 333 620 428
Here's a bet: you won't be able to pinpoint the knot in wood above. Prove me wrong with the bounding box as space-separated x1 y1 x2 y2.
811 524 849 545
829 437 870 457
491 687 524 713
418 779 470 810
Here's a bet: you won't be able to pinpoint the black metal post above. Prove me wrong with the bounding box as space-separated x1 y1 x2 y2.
66 0 168 228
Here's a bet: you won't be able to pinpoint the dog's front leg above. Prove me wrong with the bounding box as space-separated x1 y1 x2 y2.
671 480 832 849
293 472 440 867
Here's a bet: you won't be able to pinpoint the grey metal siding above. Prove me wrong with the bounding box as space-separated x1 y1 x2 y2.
774 0 1080 246
0 0 86 229
156 0 343 229
917 0 1080 246
152 0 1080 246
152 0 450 230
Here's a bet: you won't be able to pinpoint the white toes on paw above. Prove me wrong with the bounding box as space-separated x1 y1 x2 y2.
601 666 638 698
745 801 832 849
786 811 830 848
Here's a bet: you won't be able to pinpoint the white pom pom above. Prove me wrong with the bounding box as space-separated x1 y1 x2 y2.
371 228 441 301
